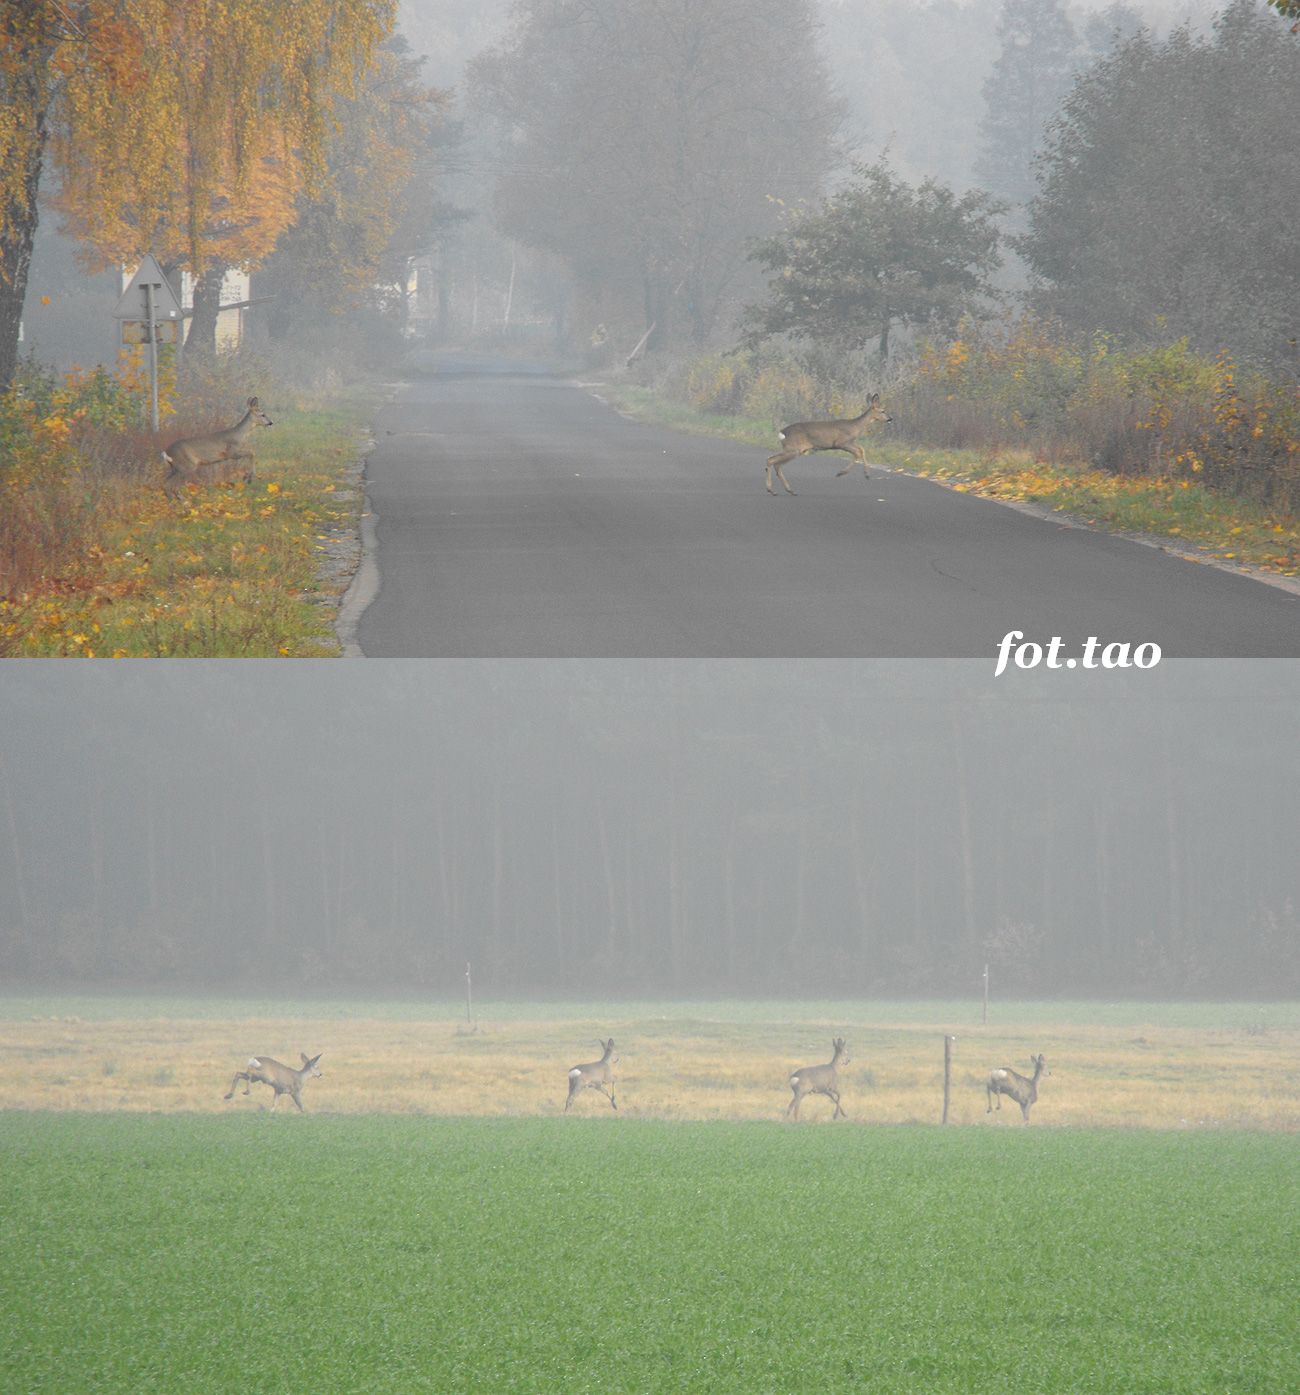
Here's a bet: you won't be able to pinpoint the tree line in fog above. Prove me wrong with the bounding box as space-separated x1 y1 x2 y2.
2 664 1297 998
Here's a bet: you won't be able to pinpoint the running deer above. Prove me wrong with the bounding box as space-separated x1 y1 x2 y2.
224 1052 322 1112
986 1054 1048 1122
162 396 273 495
765 394 892 495
564 1038 618 1113
786 1037 850 1120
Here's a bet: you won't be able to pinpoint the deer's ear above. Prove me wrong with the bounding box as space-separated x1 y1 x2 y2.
869 393 879 404
248 396 259 408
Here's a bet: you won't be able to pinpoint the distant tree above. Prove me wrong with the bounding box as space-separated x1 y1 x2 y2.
471 0 839 351
1020 1 1300 366
257 35 450 343
1082 2 1145 61
742 160 1004 359
976 0 1078 208
816 0 1003 194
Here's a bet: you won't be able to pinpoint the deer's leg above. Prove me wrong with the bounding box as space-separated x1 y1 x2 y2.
834 445 871 479
594 1083 617 1110
565 1074 581 1112
986 1085 993 1114
766 450 799 496
228 449 255 484
224 1071 250 1100
786 1087 802 1120
291 1090 305 1113
829 1089 845 1119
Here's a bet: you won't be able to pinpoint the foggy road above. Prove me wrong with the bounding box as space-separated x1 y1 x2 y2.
353 357 1300 657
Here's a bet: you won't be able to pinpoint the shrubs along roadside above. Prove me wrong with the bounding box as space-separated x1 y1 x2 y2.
622 323 1300 578
0 348 375 656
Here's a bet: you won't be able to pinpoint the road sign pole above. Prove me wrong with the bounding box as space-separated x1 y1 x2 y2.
142 281 159 431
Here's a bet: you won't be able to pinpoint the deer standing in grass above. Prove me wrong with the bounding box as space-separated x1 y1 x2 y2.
765 394 892 495
986 1054 1048 1122
224 1052 322 1112
786 1037 850 1120
564 1038 618 1113
162 396 273 496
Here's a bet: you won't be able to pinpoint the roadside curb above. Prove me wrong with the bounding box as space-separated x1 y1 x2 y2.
335 440 380 657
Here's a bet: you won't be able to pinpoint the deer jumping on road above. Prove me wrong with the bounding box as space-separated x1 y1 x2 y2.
564 1038 618 1113
162 396 273 496
765 394 892 495
986 1054 1048 1122
786 1037 850 1120
224 1052 322 1112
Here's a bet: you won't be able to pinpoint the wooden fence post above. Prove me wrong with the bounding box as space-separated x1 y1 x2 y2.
942 1034 956 1124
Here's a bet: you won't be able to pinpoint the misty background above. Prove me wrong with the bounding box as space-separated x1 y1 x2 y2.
1 661 1296 999
23 0 1285 372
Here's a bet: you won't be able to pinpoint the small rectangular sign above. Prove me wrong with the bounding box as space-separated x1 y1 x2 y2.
121 320 179 345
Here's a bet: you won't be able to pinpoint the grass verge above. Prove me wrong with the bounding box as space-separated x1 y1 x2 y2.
0 1113 1295 1393
0 391 375 656
604 383 1300 580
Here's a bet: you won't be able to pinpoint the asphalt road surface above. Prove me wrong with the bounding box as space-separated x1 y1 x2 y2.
353 357 1300 658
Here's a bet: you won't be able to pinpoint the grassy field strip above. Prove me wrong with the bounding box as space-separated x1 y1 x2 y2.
1 1006 1296 1129
0 1115 1295 1393
3 995 1294 1026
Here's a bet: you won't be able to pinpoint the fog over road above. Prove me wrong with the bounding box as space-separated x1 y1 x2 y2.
354 358 1300 658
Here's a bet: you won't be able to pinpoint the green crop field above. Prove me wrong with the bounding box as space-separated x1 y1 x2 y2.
1 1113 1294 1394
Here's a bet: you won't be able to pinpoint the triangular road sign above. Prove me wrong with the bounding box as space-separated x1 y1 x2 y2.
113 254 184 321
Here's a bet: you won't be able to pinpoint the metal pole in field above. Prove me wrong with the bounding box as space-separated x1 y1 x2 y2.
982 963 989 1025
942 1034 955 1124
465 961 474 1029
142 280 159 431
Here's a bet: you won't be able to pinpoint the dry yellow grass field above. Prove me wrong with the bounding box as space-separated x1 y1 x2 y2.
1 1002 1296 1130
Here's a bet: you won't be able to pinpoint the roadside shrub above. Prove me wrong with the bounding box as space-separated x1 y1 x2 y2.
0 359 159 602
638 318 1300 519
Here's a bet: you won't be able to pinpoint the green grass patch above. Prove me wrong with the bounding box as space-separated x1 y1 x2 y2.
605 384 1300 579
0 1113 1294 1393
0 392 375 656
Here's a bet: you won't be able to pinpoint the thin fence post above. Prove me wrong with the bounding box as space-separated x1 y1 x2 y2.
942 1034 955 1124
982 963 989 1025
465 961 474 1030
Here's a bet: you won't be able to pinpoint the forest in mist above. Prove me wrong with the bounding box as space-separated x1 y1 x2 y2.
1 662 1296 999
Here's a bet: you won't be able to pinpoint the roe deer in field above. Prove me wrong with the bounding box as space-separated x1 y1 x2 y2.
224 1052 322 1112
765 394 892 495
162 396 273 495
564 1038 618 1112
786 1037 850 1120
986 1054 1048 1122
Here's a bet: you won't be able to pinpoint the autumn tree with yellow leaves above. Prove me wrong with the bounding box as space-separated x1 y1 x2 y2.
258 33 449 346
0 0 396 383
